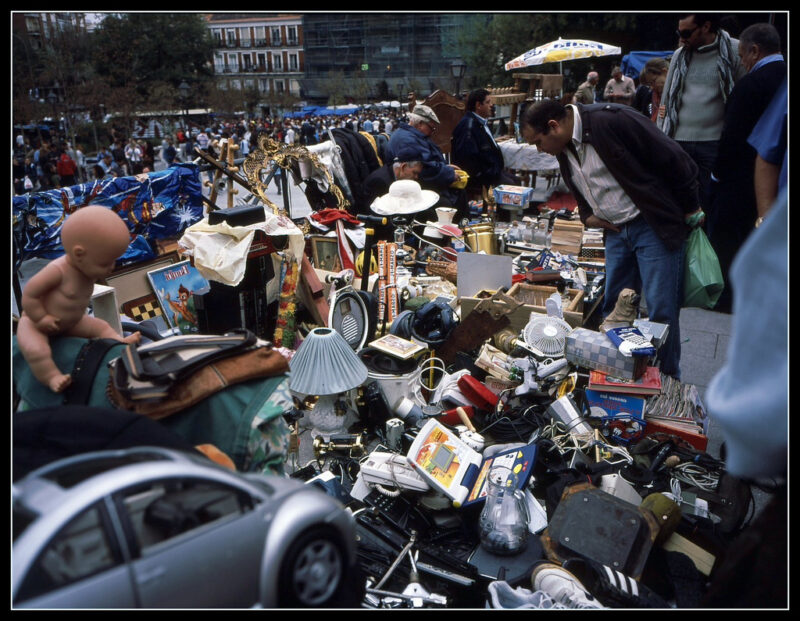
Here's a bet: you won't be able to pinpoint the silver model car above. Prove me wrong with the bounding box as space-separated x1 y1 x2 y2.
12 447 361 609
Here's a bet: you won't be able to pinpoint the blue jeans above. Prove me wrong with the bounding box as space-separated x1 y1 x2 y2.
602 216 685 379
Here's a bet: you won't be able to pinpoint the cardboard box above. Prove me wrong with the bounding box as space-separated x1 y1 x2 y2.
493 185 535 208
91 284 122 336
565 327 648 380
459 283 585 331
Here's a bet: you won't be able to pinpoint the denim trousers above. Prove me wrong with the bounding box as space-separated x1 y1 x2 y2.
601 216 686 379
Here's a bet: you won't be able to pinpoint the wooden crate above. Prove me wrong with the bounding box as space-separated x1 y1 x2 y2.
459 283 584 332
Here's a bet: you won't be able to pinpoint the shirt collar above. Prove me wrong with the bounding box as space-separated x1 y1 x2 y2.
751 53 784 73
568 104 583 147
471 111 488 126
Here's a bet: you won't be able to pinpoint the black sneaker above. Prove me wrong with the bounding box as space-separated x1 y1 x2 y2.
561 557 670 609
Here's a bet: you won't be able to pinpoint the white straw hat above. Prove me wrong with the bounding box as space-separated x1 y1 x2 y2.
370 179 439 215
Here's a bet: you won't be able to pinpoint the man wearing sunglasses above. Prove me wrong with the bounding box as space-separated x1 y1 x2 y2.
657 13 745 234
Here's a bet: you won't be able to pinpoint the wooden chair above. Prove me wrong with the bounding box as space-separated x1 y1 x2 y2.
418 89 466 156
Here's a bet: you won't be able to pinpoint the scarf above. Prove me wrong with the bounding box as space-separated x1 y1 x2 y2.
661 29 738 138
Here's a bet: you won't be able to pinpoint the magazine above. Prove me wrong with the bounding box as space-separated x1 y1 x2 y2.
147 260 210 334
369 334 426 359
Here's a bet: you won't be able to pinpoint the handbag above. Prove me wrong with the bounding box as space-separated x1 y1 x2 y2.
683 225 724 309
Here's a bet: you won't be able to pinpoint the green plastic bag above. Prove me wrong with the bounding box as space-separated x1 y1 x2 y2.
683 226 724 309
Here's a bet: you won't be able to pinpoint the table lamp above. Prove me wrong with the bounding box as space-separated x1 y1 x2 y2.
289 327 369 440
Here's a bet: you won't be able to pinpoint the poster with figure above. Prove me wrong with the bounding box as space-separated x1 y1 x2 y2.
147 260 210 334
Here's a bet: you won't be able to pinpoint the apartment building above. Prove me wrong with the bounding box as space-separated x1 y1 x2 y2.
206 13 304 98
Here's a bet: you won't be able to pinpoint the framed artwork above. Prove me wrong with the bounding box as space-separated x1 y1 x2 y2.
310 236 342 272
147 260 210 334
102 252 179 311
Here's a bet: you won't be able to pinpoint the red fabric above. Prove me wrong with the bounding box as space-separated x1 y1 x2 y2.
311 208 362 226
541 191 578 212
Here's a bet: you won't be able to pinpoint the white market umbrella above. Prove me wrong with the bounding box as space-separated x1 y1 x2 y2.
505 37 622 71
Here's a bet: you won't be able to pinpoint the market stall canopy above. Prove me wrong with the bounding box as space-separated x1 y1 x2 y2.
620 50 674 80
505 38 622 70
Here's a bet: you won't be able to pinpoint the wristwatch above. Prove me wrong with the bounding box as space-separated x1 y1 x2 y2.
755 216 764 229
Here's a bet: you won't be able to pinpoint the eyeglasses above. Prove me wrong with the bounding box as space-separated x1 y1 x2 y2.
676 27 698 39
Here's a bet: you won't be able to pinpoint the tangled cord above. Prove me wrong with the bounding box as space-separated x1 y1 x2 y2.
670 462 720 491
538 419 633 466
479 399 543 443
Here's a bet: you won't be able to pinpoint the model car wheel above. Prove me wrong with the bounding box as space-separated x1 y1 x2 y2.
278 526 348 607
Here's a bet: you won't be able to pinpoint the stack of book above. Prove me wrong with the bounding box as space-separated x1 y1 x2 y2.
642 373 709 451
550 218 584 256
583 367 708 451
584 366 662 420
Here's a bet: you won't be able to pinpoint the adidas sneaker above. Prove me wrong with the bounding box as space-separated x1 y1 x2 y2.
487 581 569 609
562 557 670 608
531 563 606 609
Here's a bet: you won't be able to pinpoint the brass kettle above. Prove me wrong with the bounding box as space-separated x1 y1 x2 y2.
463 222 497 254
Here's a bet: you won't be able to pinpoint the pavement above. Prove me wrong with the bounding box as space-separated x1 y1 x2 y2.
678 306 732 456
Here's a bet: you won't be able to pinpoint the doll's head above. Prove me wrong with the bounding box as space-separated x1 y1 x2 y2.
61 206 131 281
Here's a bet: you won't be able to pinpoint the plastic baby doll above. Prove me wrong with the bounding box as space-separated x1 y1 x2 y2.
16 205 141 393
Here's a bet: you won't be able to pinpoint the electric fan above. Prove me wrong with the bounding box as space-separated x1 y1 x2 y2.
521 313 572 359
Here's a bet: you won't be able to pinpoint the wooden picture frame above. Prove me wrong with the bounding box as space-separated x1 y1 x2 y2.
310 236 342 273
102 252 180 311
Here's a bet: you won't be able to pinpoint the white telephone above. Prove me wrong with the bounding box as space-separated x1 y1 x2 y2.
359 451 430 492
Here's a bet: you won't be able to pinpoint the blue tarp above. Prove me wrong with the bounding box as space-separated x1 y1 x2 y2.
284 106 358 118
620 50 674 80
13 164 204 265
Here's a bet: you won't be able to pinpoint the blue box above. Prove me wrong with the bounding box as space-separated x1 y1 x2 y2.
584 389 646 420
493 185 535 208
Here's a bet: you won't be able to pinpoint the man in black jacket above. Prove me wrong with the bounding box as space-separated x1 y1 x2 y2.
521 100 704 379
709 22 785 313
451 89 518 197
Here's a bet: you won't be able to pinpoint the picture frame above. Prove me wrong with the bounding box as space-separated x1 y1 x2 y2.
102 251 180 312
310 236 342 272
147 260 211 334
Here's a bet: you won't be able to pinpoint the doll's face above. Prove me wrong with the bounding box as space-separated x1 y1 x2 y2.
72 243 123 281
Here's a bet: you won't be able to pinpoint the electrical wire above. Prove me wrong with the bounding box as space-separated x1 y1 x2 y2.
670 462 720 491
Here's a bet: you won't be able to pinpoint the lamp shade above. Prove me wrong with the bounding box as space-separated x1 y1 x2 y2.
289 327 369 396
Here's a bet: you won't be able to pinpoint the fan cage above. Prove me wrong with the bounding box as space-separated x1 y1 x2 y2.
522 315 572 358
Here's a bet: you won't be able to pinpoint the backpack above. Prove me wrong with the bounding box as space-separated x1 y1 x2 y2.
56 153 76 177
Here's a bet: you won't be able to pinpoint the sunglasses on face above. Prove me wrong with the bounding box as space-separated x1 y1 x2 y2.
676 26 698 39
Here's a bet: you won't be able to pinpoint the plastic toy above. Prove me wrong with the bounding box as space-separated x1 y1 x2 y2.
15 205 141 392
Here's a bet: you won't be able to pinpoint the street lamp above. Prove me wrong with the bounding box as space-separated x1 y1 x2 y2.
178 80 190 129
450 59 466 98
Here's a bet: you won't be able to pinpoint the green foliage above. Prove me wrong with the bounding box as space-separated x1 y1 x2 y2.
454 13 684 92
91 13 215 96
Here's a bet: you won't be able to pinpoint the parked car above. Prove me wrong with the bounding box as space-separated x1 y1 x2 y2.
12 447 361 608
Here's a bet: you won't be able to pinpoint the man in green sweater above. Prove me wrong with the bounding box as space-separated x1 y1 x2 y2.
657 13 745 232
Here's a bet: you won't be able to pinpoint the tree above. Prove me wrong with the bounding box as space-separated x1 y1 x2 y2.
91 14 215 101
323 70 348 110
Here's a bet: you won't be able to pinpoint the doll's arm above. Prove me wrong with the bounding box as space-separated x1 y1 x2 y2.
20 262 65 333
